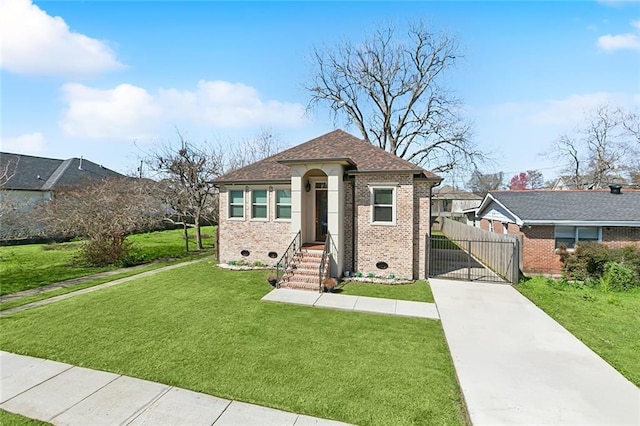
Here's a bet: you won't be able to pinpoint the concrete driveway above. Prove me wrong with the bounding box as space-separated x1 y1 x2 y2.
430 278 640 426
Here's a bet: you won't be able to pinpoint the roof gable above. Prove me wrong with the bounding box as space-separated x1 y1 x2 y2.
477 190 640 224
214 130 441 183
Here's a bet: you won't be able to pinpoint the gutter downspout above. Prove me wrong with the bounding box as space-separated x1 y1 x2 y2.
428 178 442 279
350 176 356 276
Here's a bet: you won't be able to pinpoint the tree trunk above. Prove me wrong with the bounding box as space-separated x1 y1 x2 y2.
195 213 203 250
183 219 189 252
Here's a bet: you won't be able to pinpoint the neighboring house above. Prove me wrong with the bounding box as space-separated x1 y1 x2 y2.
475 186 640 274
0 152 125 239
213 130 442 284
431 185 481 226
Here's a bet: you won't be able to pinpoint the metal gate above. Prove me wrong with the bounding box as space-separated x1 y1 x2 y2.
428 235 520 283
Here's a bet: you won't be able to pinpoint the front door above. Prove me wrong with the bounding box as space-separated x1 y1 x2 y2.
315 188 328 242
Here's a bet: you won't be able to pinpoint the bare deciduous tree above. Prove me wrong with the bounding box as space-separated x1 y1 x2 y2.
526 169 545 189
34 177 164 265
467 170 503 195
224 128 286 172
306 21 486 175
146 135 221 250
547 105 639 189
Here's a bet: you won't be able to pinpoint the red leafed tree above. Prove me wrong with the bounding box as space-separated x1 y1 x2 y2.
509 172 530 190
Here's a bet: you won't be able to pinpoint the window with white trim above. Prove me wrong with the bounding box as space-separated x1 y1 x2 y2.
371 187 395 224
252 190 268 219
228 190 244 219
554 226 601 249
275 189 291 219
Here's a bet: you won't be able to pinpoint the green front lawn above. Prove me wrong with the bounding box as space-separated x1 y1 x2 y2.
0 227 215 296
518 277 640 386
0 263 465 425
0 410 50 426
339 280 434 302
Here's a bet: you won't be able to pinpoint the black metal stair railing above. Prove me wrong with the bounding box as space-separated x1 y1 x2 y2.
318 231 332 293
276 230 301 288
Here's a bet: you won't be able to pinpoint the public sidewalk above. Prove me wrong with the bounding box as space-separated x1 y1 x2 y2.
429 278 640 426
0 351 348 426
262 288 440 319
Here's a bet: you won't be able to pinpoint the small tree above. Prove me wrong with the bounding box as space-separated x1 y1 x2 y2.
467 170 503 195
35 177 164 265
146 135 221 250
508 172 529 190
526 169 544 189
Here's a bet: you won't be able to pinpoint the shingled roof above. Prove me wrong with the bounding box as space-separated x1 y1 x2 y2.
478 190 640 224
213 129 441 183
1 152 125 191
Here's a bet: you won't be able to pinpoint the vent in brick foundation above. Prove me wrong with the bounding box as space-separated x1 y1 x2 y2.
376 261 389 270
241 250 250 257
268 251 278 259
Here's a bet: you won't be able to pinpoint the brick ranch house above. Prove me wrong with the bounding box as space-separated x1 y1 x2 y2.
475 187 640 274
212 130 442 287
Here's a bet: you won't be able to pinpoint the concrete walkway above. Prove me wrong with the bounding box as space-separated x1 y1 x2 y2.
429 278 640 425
0 258 207 317
262 288 439 319
0 351 348 426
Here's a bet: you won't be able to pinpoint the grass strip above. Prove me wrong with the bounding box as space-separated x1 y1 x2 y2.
0 262 465 425
338 280 434 303
0 253 213 312
0 409 50 426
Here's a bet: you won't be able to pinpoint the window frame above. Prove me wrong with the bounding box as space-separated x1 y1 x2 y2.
228 189 245 220
554 225 602 249
274 187 292 221
369 185 397 226
251 188 269 221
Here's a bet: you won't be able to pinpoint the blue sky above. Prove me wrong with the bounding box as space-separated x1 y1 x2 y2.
1 0 639 186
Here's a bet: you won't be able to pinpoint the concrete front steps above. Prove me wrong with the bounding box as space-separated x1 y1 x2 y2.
279 249 324 291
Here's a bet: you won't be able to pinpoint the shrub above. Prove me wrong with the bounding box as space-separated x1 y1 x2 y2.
562 243 640 288
81 236 136 267
599 262 638 292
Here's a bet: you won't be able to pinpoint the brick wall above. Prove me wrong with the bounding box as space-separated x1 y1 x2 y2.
603 227 640 247
413 181 431 279
218 187 291 266
343 180 354 274
353 174 415 279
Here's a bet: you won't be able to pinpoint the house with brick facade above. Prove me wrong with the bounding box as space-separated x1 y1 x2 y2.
475 187 640 275
212 130 442 288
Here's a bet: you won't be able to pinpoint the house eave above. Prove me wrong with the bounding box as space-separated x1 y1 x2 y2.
277 158 356 167
212 179 290 186
523 220 640 227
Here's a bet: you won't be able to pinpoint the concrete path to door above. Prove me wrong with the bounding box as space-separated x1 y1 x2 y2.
0 351 349 426
429 278 640 426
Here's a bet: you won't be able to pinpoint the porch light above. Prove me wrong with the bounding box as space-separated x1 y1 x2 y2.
305 181 311 192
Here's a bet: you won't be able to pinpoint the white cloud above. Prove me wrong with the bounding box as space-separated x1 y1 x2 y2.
597 20 640 52
59 80 307 140
598 33 640 51
60 84 162 140
0 0 124 76
528 92 639 126
1 133 47 155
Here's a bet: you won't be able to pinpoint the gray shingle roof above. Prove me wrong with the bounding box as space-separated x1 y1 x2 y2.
1 152 125 191
484 190 640 223
213 129 441 183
